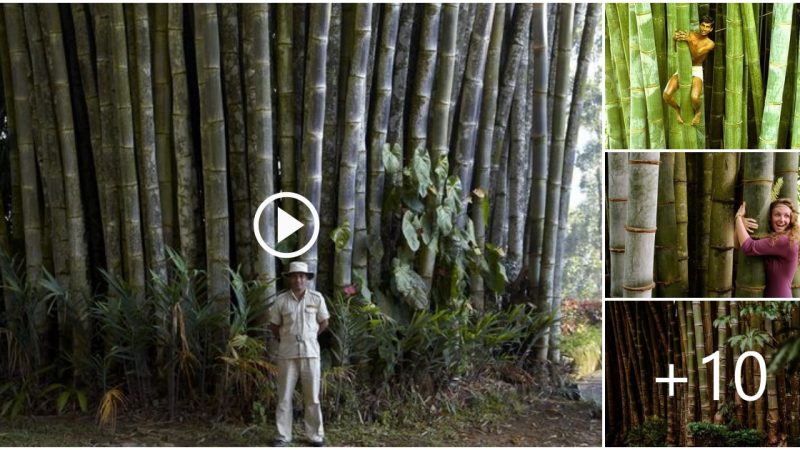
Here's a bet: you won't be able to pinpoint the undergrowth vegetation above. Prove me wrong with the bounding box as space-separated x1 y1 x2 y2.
0 248 557 429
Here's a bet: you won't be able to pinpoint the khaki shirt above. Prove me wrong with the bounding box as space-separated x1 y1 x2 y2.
269 289 329 359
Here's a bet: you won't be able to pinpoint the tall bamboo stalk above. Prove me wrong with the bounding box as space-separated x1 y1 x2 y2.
366 4 399 292
335 4 372 289
219 4 251 279
735 153 775 297
624 153 659 298
608 153 628 298
634 3 666 148
242 4 276 304
707 153 737 297
655 153 681 298
471 4 503 310
725 4 744 149
758 3 793 149
300 4 331 281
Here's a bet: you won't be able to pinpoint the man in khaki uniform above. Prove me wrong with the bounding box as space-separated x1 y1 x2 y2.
269 261 329 447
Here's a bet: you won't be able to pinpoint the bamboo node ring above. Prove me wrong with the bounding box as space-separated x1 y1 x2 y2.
623 282 656 292
625 225 657 233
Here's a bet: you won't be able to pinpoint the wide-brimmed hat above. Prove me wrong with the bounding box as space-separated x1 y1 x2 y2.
282 261 315 279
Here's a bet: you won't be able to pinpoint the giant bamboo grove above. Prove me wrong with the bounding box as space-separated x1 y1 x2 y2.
0 4 601 410
606 3 800 149
606 301 800 446
606 151 800 298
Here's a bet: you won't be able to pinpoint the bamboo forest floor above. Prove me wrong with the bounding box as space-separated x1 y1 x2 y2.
0 382 601 447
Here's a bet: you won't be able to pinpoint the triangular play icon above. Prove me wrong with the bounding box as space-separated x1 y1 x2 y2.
277 207 304 243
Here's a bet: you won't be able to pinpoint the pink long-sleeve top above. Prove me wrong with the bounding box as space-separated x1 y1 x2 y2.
741 234 799 298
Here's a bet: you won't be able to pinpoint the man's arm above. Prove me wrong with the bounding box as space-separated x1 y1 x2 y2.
270 323 280 337
318 319 329 335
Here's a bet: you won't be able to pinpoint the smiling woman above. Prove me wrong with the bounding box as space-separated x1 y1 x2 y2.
735 199 800 298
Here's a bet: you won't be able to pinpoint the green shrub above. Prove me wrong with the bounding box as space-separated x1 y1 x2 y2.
624 416 667 447
688 422 764 447
560 324 601 377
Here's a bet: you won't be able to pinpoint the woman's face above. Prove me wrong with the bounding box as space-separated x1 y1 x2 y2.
771 204 792 233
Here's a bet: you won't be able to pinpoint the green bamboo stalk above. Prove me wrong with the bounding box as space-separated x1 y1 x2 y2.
276 5 297 215
606 4 630 144
758 3 793 149
676 3 697 148
652 4 667 88
219 4 251 279
624 153 659 298
335 4 372 289
724 4 744 149
674 153 689 295
741 4 764 135
634 3 666 148
608 153 628 297
194 3 231 330
777 6 799 149
168 4 201 269
735 153 774 297
4 3 44 344
472 4 503 310
605 31 626 149
655 153 681 297
153 5 175 252
708 5 726 149
366 3 399 291
419 3 457 288
628 5 648 148
40 3 92 378
698 154 713 297
242 4 276 303
407 4 441 161
539 3 573 318
692 301 710 421
300 4 331 281
707 153 736 297
132 4 167 280
666 4 682 148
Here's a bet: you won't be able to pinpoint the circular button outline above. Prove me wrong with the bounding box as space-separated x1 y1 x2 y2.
252 192 320 259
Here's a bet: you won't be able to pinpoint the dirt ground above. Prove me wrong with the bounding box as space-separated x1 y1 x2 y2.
0 393 600 447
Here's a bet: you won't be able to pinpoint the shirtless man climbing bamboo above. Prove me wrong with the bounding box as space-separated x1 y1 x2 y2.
662 16 715 126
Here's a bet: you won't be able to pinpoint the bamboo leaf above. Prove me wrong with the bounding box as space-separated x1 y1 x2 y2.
330 221 351 253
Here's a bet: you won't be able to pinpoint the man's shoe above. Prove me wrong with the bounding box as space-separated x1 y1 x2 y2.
272 439 289 447
309 440 325 447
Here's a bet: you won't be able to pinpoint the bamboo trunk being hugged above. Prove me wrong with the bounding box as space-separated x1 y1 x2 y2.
624 153 660 298
735 153 775 297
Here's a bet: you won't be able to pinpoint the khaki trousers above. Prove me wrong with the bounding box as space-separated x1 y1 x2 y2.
276 357 324 443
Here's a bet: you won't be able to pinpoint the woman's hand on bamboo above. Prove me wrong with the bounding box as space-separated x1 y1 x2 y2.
736 202 758 234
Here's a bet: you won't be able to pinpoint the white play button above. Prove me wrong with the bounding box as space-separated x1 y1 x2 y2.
253 192 320 259
277 207 304 243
